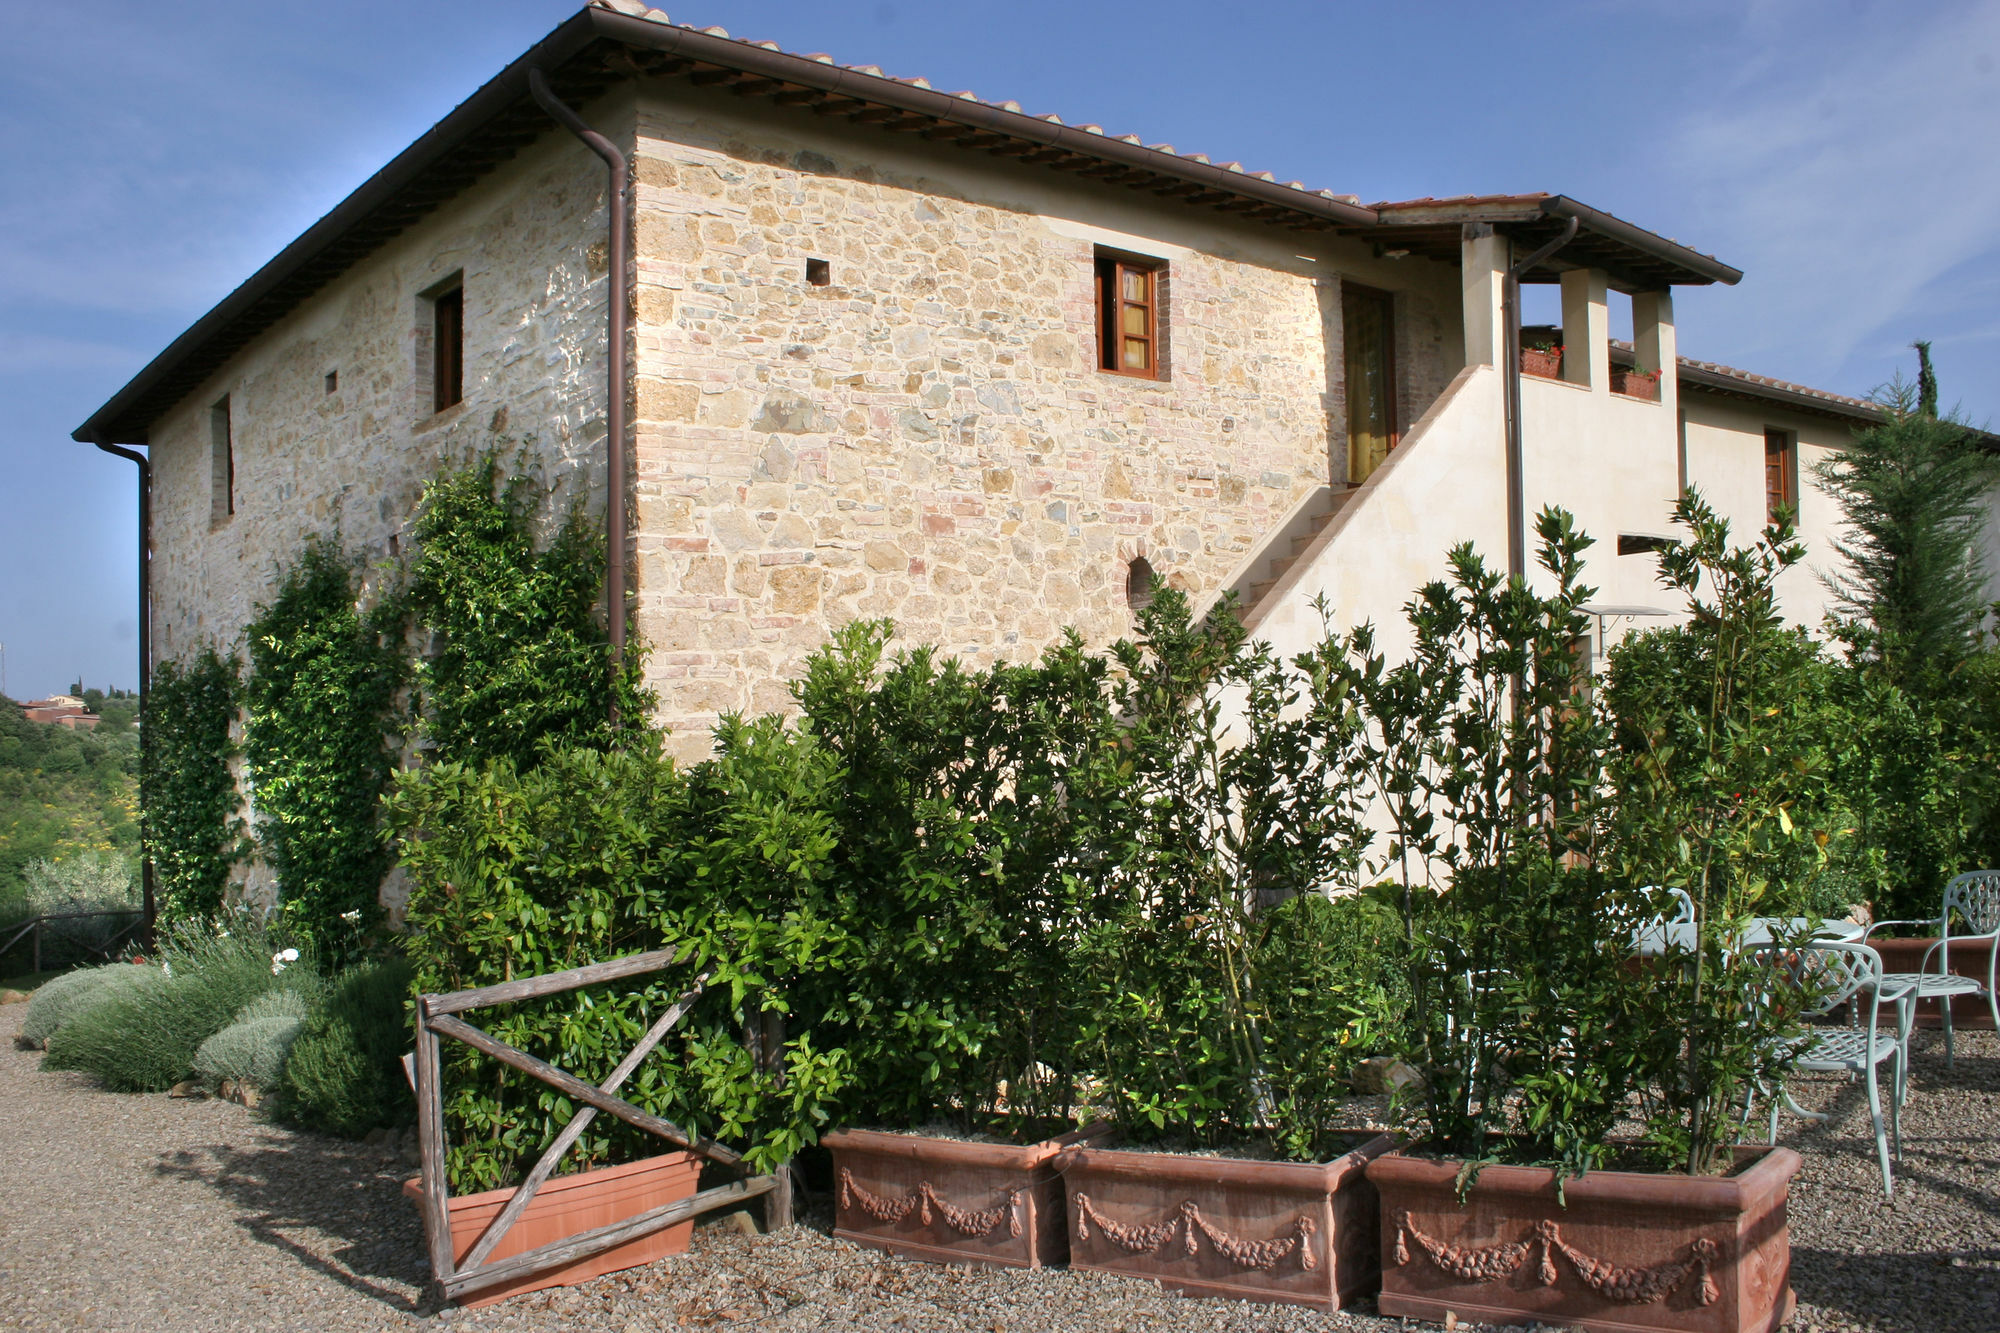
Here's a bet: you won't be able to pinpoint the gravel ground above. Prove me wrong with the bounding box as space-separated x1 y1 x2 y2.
2 1001 1994 1332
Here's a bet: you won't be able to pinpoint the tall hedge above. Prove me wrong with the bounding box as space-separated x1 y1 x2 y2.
244 540 406 960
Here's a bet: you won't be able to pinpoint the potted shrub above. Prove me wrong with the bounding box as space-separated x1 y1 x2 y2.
802 626 1127 1268
1350 503 1819 1333
1612 363 1663 400
1055 594 1403 1312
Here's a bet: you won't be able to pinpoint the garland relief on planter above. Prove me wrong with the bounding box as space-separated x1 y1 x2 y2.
824 1123 1113 1269
1367 1145 1801 1333
1057 1134 1396 1312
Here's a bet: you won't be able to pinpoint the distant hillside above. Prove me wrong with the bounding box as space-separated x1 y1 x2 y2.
0 697 139 899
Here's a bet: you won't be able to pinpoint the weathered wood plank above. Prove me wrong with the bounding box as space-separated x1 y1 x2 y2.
414 1017 456 1285
426 1011 742 1167
759 1007 793 1232
442 1176 776 1300
424 948 684 1016
458 975 712 1274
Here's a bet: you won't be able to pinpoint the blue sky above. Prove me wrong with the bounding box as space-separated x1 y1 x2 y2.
3 0 1995 700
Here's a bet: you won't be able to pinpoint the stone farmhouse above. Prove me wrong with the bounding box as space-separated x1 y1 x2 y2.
76 2 1904 765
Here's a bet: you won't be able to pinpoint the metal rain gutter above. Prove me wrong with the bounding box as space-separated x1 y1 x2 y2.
528 67 631 711
1501 215 1580 583
90 437 155 939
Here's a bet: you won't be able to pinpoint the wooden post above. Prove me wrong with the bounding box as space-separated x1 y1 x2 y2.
414 998 456 1288
32 918 40 976
761 1005 792 1231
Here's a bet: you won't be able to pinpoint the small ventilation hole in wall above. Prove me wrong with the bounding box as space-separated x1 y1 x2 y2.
806 257 831 286
1127 556 1156 612
324 369 338 394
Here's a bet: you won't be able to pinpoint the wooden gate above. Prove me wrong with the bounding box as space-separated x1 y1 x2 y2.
410 947 788 1302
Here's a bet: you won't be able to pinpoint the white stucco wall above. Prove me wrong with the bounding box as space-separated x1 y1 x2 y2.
1678 391 1858 627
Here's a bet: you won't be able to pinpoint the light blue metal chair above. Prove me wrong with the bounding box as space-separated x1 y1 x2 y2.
1862 868 2000 1069
1753 940 1915 1197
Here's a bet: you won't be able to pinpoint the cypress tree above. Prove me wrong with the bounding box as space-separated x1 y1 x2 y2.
1813 348 1997 675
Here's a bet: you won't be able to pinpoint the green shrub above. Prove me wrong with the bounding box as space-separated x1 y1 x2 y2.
244 539 407 962
1253 889 1410 1161
233 986 315 1025
19 963 152 1048
43 922 301 1091
144 648 245 922
278 956 415 1137
195 1015 304 1090
408 457 650 771
1075 588 1375 1158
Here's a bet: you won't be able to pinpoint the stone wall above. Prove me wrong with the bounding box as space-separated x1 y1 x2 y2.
139 73 1466 775
626 82 1458 756
144 117 623 668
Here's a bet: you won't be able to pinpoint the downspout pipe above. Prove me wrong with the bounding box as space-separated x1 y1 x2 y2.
91 437 155 941
1501 216 1579 582
528 68 629 715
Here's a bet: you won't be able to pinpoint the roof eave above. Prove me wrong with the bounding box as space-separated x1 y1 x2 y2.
1540 196 1742 287
74 10 610 444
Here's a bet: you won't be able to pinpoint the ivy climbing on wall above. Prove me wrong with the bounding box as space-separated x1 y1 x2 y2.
409 458 651 770
142 647 246 921
243 539 407 961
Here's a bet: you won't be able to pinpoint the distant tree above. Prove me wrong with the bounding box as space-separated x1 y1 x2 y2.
1915 339 1940 419
1814 351 1998 676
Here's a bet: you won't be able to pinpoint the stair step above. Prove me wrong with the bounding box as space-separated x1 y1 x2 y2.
1246 485 1367 613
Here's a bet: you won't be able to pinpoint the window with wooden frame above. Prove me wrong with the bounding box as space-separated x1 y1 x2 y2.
1764 427 1796 524
1096 253 1166 379
431 280 464 414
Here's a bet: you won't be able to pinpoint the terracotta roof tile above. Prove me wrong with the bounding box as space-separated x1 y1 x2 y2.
591 0 1351 205
1608 339 1879 417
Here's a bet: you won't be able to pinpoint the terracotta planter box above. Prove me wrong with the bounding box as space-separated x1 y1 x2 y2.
403 1151 701 1307
1369 1145 1801 1333
1521 346 1565 380
1057 1134 1396 1311
825 1123 1112 1269
1611 368 1662 400
1870 936 1996 1029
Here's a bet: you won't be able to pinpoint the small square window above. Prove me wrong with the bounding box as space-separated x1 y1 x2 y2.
805 257 831 286
1096 253 1166 379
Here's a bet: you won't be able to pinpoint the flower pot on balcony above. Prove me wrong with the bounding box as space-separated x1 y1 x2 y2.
1521 347 1565 380
1057 1134 1396 1312
1611 368 1662 400
402 1151 702 1308
1868 937 1997 1029
825 1123 1113 1269
1368 1145 1801 1333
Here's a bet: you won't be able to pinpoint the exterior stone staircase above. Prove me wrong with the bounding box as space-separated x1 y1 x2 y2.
1242 486 1362 614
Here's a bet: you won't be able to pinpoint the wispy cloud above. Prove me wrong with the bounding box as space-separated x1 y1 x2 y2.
1668 0 2000 379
